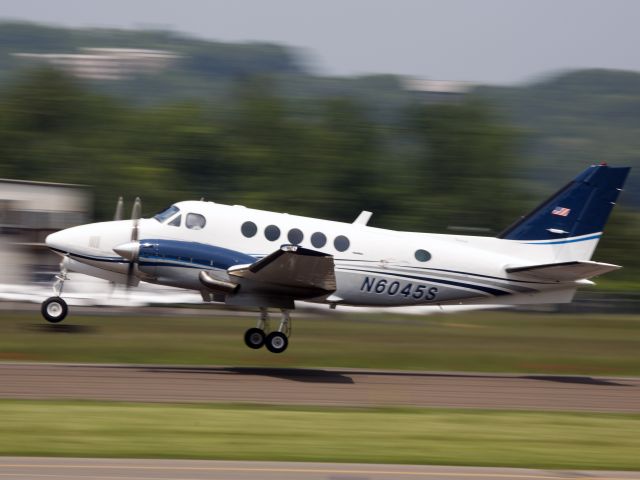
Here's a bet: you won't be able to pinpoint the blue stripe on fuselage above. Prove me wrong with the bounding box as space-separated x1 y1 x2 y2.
522 233 601 245
339 267 512 296
138 239 256 270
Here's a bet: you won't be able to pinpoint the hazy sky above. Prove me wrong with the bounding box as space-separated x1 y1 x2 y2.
2 0 640 84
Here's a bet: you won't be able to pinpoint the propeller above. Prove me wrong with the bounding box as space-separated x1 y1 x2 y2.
113 197 142 288
131 197 141 242
113 196 124 221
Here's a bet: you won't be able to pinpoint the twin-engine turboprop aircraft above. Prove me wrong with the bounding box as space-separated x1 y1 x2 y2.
43 164 630 353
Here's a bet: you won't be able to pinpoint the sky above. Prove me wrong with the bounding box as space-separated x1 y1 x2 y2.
2 0 640 85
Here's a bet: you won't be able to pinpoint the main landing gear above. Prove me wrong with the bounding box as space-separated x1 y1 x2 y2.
244 308 291 354
41 265 69 323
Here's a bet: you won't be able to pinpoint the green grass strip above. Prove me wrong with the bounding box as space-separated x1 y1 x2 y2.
1 400 639 470
2 311 640 375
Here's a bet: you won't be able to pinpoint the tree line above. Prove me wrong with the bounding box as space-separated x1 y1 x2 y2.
0 68 636 288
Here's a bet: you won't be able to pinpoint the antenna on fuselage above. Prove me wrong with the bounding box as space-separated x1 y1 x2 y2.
353 211 372 226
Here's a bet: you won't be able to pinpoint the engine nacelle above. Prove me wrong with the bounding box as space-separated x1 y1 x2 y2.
135 239 255 290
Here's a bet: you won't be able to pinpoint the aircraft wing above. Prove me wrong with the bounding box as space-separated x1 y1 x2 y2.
227 245 336 297
505 260 621 282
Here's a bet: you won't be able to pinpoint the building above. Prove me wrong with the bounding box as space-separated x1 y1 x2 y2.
403 77 473 103
0 179 90 285
13 48 179 81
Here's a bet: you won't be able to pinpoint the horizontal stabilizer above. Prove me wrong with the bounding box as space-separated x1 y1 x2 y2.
228 245 336 295
506 260 621 282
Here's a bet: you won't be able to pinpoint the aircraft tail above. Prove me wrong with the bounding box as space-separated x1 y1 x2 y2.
498 164 630 261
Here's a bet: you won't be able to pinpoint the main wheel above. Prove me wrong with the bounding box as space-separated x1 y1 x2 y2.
244 328 266 349
265 331 288 354
41 297 68 323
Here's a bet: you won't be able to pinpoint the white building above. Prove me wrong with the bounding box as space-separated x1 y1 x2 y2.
13 48 179 81
0 179 90 285
403 77 474 102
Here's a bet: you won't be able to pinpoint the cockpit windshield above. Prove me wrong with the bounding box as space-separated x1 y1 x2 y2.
153 205 180 223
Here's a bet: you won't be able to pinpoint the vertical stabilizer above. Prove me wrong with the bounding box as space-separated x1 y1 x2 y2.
499 164 630 260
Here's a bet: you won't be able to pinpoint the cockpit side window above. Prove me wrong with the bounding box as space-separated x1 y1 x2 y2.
186 213 206 230
153 205 180 223
168 215 181 227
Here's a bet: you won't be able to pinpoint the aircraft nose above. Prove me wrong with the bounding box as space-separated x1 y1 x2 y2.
45 228 73 253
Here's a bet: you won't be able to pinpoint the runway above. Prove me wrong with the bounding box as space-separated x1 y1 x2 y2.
1 458 639 480
0 362 638 412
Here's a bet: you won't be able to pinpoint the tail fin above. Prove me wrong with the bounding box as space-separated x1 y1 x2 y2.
499 164 630 260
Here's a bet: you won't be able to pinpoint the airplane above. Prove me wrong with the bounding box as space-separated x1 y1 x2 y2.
42 163 630 353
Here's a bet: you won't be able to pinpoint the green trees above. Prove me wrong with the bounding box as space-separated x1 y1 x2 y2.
0 67 636 288
410 100 521 233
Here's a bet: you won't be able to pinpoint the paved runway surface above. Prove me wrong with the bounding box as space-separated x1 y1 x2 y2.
1 458 639 480
1 362 639 411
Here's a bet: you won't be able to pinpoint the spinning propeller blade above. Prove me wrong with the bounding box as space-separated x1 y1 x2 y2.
113 196 124 221
127 197 142 287
131 197 141 242
111 197 143 288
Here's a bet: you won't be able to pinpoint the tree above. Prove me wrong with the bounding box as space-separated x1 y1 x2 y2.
410 99 521 233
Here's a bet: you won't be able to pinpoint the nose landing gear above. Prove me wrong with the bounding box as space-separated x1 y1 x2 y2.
243 308 291 353
41 296 68 323
41 263 69 323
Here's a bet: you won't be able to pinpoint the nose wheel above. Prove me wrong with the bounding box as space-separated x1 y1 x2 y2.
41 296 68 323
41 262 69 323
243 308 291 353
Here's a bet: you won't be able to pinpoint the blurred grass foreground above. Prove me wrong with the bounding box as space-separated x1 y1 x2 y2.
2 311 639 375
1 401 639 470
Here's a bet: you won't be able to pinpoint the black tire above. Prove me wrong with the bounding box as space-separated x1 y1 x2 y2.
244 328 266 349
265 331 288 354
41 297 68 323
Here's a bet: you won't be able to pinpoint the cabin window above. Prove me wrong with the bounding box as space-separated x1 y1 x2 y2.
334 235 350 252
264 225 281 241
241 221 257 238
153 205 180 223
415 249 431 262
168 215 181 227
186 213 206 230
311 232 327 248
287 228 303 245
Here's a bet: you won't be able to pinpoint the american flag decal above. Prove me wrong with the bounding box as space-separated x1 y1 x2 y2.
552 206 571 217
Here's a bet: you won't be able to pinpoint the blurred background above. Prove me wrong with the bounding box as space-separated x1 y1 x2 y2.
0 0 638 305
0 3 639 472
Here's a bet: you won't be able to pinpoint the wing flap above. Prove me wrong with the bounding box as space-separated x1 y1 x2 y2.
228 245 336 295
506 260 621 282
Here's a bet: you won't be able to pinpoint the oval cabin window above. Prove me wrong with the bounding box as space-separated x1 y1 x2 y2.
264 225 281 241
415 249 431 262
241 221 258 238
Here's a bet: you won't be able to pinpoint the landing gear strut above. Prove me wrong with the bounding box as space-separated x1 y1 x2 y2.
243 308 291 353
41 263 69 323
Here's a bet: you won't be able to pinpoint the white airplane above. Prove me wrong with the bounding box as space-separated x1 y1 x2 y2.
42 164 630 353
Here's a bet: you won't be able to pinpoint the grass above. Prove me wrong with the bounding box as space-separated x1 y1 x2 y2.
0 310 639 375
0 400 638 470
1 310 640 375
